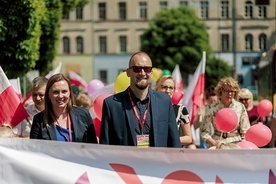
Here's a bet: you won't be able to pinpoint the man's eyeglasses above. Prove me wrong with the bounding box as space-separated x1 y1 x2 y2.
239 98 249 102
161 85 175 91
223 89 236 94
129 66 152 74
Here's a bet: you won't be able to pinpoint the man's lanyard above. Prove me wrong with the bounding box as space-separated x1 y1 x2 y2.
128 89 150 132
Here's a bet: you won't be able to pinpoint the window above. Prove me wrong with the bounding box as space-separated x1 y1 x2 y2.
259 34 267 51
221 1 229 18
99 3 106 20
119 2 127 20
63 37 70 54
76 36 83 53
245 1 253 18
62 13 69 20
258 6 267 18
200 1 209 19
139 2 147 19
76 6 83 19
221 34 229 51
119 36 127 53
99 70 107 84
180 1 188 6
245 34 253 51
160 1 168 9
99 36 107 53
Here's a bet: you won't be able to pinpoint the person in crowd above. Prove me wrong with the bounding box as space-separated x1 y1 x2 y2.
193 85 218 148
30 73 98 143
99 51 181 148
75 92 92 110
201 77 250 148
0 124 16 138
238 88 265 125
13 76 48 138
155 75 194 148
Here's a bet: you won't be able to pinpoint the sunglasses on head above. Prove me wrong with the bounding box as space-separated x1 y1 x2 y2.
129 66 152 73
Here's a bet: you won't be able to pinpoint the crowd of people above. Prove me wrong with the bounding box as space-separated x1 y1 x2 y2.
1 51 275 149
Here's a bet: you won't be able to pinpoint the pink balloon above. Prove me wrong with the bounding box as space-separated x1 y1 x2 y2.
93 93 112 120
171 89 184 104
257 99 273 117
93 118 101 138
245 123 272 147
87 79 104 95
215 108 238 133
236 141 259 149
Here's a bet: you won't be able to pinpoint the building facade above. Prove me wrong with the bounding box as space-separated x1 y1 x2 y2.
55 0 275 87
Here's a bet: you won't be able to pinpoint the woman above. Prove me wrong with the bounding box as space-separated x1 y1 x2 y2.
238 88 265 125
30 73 98 143
155 75 194 148
201 77 250 148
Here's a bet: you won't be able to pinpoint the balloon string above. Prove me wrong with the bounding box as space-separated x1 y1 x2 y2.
220 132 223 141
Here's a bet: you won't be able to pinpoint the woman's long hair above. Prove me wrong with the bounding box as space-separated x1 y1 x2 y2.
43 73 74 127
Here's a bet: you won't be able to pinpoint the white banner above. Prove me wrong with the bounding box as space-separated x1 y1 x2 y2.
0 139 275 184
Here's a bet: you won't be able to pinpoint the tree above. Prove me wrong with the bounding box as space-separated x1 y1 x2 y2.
35 0 62 76
205 57 232 88
0 0 45 78
0 0 88 78
141 6 212 79
141 6 232 87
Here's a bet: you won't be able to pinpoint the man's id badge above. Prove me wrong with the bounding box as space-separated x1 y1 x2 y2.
137 135 149 148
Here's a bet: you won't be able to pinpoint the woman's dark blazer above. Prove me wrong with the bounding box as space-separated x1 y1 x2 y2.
30 106 98 143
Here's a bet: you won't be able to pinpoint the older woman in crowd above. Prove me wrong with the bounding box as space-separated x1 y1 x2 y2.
201 77 250 148
238 88 265 125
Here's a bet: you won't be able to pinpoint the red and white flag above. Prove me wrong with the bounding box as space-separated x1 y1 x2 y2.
0 66 29 127
68 71 87 88
45 62 62 79
182 51 206 125
172 64 183 91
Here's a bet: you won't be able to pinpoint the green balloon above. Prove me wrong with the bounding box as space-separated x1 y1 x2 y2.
162 69 171 76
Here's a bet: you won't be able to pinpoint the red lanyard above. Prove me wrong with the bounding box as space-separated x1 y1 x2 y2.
128 89 150 131
55 114 72 142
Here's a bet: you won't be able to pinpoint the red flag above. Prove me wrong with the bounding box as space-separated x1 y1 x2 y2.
0 66 29 127
68 71 87 88
172 64 183 91
182 51 206 125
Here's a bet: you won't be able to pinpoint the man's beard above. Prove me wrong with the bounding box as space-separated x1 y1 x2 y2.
135 83 149 90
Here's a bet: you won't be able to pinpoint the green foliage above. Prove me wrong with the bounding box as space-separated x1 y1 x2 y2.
0 0 45 78
205 57 232 88
61 0 88 14
35 0 62 76
141 6 212 75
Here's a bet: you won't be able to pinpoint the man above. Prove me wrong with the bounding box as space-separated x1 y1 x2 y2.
269 110 276 148
99 51 181 148
13 76 48 137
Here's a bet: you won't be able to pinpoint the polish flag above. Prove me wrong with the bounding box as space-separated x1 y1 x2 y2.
172 64 183 91
68 71 87 88
9 78 22 100
45 62 62 79
0 66 29 127
182 51 206 125
23 62 62 105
